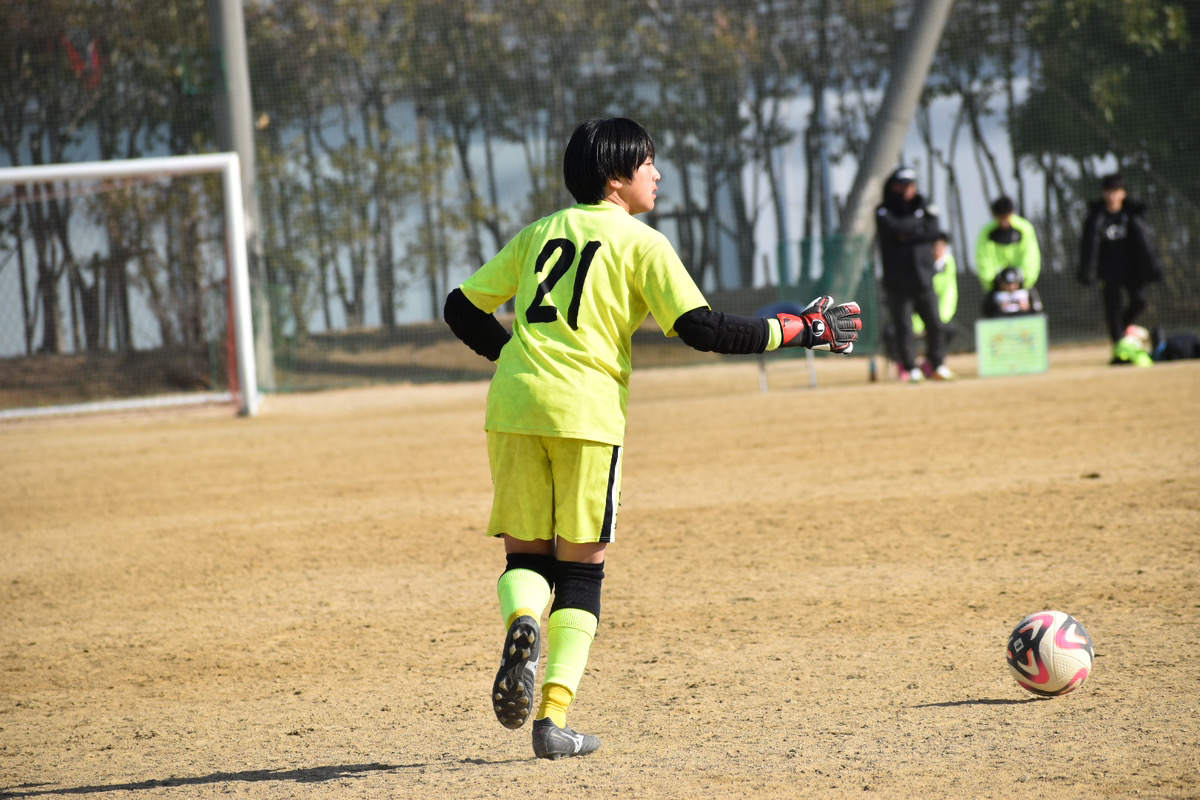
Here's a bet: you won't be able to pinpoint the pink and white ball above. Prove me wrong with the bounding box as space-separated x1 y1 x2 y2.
1006 610 1094 696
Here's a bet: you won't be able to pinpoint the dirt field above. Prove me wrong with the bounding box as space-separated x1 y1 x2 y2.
2 345 1198 799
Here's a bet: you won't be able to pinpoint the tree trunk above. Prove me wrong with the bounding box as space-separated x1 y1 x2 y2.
417 109 441 319
451 117 485 269
27 187 63 354
302 118 334 333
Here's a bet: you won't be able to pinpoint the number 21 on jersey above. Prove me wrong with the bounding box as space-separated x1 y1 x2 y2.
525 237 601 331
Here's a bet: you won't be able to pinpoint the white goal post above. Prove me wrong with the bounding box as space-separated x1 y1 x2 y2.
0 153 261 417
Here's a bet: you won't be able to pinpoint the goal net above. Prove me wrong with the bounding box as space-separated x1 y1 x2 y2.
0 153 259 418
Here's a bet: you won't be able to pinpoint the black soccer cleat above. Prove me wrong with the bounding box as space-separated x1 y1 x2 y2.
531 717 601 760
492 615 540 730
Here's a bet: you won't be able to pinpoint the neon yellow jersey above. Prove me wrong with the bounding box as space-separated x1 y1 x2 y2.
460 202 708 446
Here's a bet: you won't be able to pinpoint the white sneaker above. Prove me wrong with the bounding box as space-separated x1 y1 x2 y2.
934 365 954 381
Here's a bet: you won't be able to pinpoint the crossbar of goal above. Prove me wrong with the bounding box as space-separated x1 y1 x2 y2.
0 153 261 417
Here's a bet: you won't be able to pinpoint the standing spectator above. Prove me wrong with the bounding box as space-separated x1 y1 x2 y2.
875 167 952 381
1078 173 1163 344
911 232 958 377
976 196 1041 293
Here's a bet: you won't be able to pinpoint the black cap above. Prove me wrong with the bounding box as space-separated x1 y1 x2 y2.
998 266 1024 286
1101 173 1125 191
888 167 917 185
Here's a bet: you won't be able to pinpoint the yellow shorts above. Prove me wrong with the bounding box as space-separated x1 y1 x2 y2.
486 431 622 544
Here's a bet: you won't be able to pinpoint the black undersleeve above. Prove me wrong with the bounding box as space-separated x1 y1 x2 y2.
444 287 511 361
673 307 771 355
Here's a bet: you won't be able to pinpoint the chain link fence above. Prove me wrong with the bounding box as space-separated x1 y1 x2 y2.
2 1 1197 407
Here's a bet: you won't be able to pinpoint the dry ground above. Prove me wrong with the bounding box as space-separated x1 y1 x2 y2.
2 345 1198 799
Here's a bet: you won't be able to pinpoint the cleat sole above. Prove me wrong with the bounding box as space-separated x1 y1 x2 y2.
491 615 540 730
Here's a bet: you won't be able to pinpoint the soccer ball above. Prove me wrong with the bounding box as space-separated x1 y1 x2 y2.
1006 610 1094 696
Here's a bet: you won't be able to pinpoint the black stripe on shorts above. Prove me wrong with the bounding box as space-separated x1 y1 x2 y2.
599 445 621 543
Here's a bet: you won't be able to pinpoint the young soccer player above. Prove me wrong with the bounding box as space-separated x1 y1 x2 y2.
444 117 861 760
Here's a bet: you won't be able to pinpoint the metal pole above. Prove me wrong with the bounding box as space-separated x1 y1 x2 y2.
223 155 261 416
208 0 275 390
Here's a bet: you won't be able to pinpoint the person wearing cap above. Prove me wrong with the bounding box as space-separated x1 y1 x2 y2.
875 166 952 381
976 196 1041 293
1078 173 1163 345
981 266 1043 318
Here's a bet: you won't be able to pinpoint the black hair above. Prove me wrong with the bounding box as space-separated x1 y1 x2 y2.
563 118 656 204
1101 173 1125 191
991 196 1015 216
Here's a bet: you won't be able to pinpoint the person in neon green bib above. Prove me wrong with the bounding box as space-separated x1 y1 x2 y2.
911 231 958 378
975 195 1041 295
445 118 862 760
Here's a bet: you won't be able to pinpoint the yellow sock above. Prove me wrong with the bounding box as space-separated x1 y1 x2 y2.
536 682 574 728
506 607 537 629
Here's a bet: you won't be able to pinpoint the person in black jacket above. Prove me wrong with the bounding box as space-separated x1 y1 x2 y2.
875 167 951 381
1078 174 1163 342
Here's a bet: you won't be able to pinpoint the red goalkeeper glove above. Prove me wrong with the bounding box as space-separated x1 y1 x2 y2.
776 295 862 354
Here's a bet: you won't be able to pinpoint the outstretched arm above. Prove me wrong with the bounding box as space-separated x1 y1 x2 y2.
444 287 511 361
673 308 772 354
675 296 861 355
